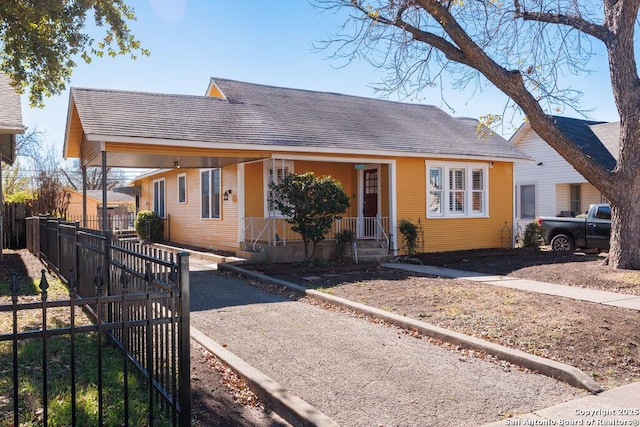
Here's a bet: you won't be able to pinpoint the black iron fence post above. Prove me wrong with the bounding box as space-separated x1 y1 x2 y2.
11 270 19 427
39 270 49 427
178 252 190 426
94 266 105 426
68 268 78 427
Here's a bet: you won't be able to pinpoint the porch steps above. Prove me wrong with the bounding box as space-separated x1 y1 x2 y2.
352 240 393 263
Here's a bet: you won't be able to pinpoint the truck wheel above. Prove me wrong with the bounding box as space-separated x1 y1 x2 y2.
550 234 574 252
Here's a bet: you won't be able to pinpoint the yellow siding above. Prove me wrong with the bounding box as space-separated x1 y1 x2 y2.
295 160 358 216
66 191 99 218
137 166 240 253
134 156 514 255
380 164 389 217
412 160 513 253
244 162 264 217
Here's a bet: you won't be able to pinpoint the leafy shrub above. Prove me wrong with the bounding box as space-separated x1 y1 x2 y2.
335 229 355 260
522 221 542 249
399 219 419 256
134 210 163 242
269 172 350 259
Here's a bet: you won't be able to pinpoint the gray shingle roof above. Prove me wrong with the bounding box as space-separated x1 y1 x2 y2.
589 122 620 161
85 190 134 204
0 74 24 133
70 78 530 161
550 116 617 171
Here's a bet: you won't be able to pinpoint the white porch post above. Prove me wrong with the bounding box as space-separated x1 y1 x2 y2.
82 165 87 228
389 160 398 256
237 163 245 247
101 151 108 232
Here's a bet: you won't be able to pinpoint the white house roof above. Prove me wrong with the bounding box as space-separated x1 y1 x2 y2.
66 78 530 164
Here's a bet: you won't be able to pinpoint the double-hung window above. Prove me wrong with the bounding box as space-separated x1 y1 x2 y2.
153 178 165 218
516 184 536 219
177 173 187 204
265 159 294 217
201 168 221 219
426 162 488 218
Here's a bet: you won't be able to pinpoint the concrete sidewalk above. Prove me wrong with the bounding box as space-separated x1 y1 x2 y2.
382 263 640 311
482 382 640 426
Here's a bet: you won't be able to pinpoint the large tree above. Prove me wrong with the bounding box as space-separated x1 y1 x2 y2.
313 0 640 269
0 0 148 107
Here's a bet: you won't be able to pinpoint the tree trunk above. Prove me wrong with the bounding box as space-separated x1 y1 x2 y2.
303 239 311 260
609 198 640 269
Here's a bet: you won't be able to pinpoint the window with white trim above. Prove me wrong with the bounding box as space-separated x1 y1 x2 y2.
177 173 186 204
201 169 221 219
265 159 294 217
153 178 165 218
516 184 536 219
426 162 488 218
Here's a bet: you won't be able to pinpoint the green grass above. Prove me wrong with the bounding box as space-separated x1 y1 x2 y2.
0 272 171 426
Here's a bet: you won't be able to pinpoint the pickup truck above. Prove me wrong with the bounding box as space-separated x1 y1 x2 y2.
537 203 611 252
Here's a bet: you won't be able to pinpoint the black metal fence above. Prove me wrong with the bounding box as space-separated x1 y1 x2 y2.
18 216 190 425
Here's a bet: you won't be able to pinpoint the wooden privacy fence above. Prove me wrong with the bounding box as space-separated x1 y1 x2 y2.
22 216 190 426
3 202 30 249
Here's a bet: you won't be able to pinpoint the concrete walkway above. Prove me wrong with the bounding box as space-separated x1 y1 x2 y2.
382 263 640 311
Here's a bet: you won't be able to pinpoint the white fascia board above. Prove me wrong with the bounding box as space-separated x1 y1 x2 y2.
86 134 528 163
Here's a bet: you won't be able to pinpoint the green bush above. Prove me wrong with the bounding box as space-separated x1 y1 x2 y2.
522 221 542 248
399 219 419 256
335 229 355 260
134 210 164 242
269 172 350 259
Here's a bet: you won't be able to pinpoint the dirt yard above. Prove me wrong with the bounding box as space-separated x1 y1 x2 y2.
243 248 640 390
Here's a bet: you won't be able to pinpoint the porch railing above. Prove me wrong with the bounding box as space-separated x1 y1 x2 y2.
241 216 390 252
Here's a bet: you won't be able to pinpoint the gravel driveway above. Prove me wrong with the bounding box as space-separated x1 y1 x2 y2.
190 269 584 426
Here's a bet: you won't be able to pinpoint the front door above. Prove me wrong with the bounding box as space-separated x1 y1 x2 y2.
363 168 378 237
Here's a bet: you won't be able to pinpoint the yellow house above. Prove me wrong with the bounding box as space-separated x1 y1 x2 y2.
63 78 529 261
66 189 135 230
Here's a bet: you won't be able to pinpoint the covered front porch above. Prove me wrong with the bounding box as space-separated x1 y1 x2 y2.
240 215 392 262
236 156 397 262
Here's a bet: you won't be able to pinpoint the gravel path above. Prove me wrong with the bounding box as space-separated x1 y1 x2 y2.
190 269 585 426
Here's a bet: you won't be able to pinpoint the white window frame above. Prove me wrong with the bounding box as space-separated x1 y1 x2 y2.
177 173 187 204
426 162 489 218
263 159 294 217
153 178 166 218
200 168 221 219
516 183 537 220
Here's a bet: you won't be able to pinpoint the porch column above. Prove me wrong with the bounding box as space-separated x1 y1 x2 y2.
389 160 398 256
82 165 87 228
237 163 245 246
102 151 108 232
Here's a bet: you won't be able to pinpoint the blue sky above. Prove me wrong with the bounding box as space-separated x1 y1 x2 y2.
21 0 619 157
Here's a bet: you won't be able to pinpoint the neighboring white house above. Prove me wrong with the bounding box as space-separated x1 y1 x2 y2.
511 116 619 234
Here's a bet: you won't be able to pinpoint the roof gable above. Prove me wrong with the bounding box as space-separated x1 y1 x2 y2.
550 116 616 171
511 116 617 171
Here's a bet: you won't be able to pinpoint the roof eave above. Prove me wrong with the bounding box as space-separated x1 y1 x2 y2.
85 133 529 163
